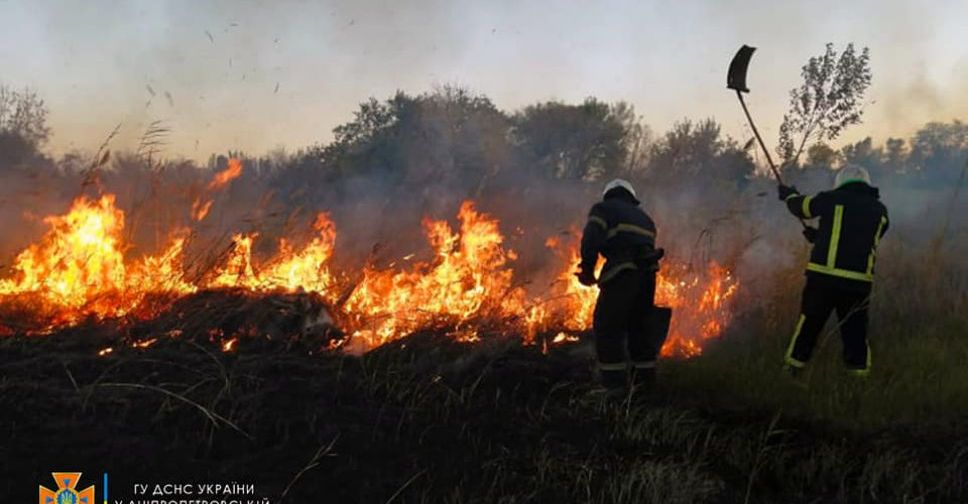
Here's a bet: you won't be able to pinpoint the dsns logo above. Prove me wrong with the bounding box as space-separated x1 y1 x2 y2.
39 473 95 504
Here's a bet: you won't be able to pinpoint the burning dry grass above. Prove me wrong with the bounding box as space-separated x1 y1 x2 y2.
0 182 739 358
0 232 963 502
0 154 961 502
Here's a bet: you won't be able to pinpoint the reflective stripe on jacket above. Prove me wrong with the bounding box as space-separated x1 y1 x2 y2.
580 190 658 284
785 182 889 284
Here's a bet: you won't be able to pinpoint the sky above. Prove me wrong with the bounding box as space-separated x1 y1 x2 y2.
1 0 966 162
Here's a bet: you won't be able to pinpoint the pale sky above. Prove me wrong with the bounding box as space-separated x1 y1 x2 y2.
1 0 966 161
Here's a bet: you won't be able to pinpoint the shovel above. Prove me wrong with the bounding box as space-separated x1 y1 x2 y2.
728 45 785 184
728 45 808 229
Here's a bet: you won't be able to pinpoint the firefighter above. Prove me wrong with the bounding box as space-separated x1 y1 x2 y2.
778 164 889 378
577 179 664 391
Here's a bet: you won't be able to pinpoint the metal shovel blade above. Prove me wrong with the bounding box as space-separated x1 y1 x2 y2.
727 45 756 93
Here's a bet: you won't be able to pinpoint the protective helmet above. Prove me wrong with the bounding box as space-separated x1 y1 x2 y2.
602 178 637 199
834 164 871 188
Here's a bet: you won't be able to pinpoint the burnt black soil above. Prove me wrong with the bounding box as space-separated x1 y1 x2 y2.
1 328 965 503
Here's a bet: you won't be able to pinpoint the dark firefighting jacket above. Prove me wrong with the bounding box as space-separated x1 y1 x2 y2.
580 189 658 284
785 182 889 285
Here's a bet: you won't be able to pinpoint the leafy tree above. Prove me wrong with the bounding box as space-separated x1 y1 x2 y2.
0 84 51 167
275 87 514 207
908 120 968 187
396 86 512 186
842 137 895 184
623 118 653 179
841 137 882 168
313 93 411 181
777 43 872 166
511 98 638 180
647 118 754 186
883 137 907 175
804 142 840 170
0 85 49 145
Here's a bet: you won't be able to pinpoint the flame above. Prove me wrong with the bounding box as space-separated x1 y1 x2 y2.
132 337 157 349
0 196 198 326
0 193 738 357
261 213 337 293
221 337 238 352
204 212 337 292
538 236 739 357
655 261 739 356
207 158 244 190
0 195 125 312
128 237 196 300
207 233 260 289
192 158 244 221
191 200 214 222
343 201 526 348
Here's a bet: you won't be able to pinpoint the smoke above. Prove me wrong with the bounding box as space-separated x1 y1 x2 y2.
0 83 964 324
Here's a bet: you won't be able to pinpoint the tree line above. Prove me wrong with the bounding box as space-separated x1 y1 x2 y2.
1 82 965 202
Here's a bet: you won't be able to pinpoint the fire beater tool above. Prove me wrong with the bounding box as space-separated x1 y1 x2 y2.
638 249 672 357
648 306 672 359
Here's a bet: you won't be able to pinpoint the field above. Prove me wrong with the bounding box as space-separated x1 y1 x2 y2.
0 82 966 503
2 245 965 504
2 4 968 501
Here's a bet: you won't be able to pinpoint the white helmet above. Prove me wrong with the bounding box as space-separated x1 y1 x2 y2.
602 178 637 199
834 164 871 189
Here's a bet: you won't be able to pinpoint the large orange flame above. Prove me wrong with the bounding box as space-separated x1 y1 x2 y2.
0 191 739 356
0 195 127 322
342 201 527 350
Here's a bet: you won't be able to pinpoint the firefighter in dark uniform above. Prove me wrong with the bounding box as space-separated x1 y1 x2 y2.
577 179 664 390
779 164 889 377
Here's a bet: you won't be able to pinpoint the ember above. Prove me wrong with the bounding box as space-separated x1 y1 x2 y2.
0 179 739 356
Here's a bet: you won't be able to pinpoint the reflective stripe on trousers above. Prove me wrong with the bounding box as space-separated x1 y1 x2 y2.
598 361 627 371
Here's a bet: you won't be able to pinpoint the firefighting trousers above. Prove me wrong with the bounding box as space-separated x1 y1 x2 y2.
593 269 657 388
784 275 872 375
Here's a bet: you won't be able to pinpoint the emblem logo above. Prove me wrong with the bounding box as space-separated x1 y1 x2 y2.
39 473 95 504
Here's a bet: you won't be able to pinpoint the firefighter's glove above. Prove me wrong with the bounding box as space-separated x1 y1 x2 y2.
778 184 799 201
802 226 818 243
576 268 597 287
